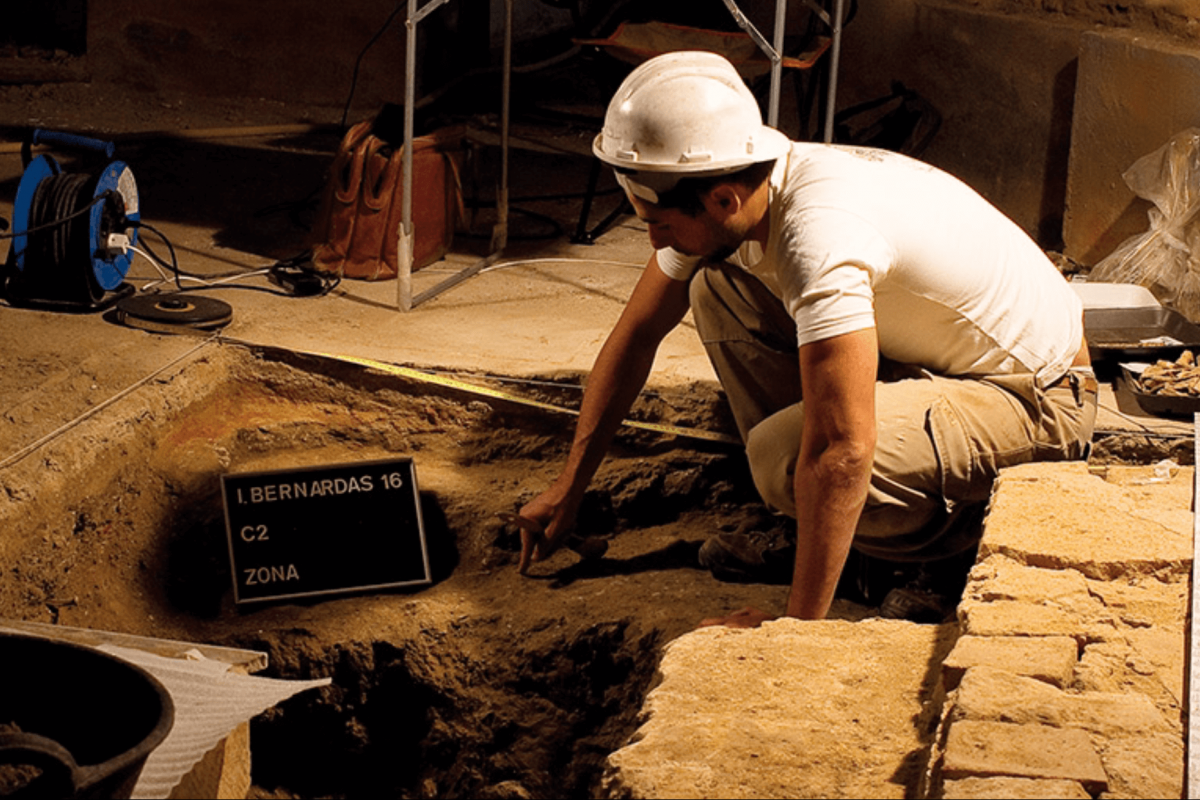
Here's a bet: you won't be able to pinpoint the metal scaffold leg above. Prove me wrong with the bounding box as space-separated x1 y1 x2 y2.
398 0 511 311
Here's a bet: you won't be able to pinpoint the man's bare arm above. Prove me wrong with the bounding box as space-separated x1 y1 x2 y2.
700 327 878 628
518 257 692 571
786 327 879 619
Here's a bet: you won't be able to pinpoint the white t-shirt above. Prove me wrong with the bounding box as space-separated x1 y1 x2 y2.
657 143 1083 387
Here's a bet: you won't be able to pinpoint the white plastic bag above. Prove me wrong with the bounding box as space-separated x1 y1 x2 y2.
1090 128 1200 321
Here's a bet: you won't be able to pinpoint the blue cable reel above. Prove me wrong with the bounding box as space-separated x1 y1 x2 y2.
3 129 140 312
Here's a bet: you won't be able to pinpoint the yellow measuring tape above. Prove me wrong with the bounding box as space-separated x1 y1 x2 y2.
313 351 742 446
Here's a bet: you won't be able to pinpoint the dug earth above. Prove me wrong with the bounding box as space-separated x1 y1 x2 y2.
0 342 1192 798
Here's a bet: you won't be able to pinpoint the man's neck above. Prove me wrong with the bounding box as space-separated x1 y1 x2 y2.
747 182 771 246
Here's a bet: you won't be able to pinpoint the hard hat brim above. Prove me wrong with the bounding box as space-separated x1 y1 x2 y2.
592 125 790 175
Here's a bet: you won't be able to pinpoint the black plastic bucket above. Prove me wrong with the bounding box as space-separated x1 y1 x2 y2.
0 633 175 799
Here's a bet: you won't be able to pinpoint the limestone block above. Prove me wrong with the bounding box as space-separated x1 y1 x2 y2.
1101 463 1194 492
963 556 1115 631
941 776 1090 799
1123 626 1186 709
602 619 957 800
958 599 1114 644
963 556 1185 644
1076 640 1184 724
942 635 1077 689
965 555 1094 606
948 666 1173 739
1098 733 1185 799
1086 577 1189 632
979 463 1193 580
941 720 1108 793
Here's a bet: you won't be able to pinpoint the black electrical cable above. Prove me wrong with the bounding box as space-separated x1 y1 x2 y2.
30 174 93 279
131 220 184 291
460 204 564 241
262 3 406 235
132 224 254 283
252 2 401 241
4 173 331 300
505 187 623 204
339 1 405 132
131 221 339 298
6 172 109 302
170 283 298 297
0 189 112 239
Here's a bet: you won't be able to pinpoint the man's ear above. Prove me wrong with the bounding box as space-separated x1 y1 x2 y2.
702 183 742 220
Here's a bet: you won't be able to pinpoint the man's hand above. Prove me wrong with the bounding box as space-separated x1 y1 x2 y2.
512 488 581 574
698 606 777 629
498 512 551 575
511 261 691 576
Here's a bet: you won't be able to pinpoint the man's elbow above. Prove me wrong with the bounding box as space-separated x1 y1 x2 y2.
810 437 875 490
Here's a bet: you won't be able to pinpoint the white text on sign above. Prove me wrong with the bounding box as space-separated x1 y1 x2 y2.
244 564 301 585
235 471 408 504
240 524 269 541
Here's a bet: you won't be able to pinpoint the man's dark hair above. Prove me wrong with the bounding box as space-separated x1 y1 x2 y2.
654 159 776 216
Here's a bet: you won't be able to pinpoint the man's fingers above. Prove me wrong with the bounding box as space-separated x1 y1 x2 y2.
506 513 545 575
498 512 543 535
697 606 775 629
518 531 539 574
520 534 549 573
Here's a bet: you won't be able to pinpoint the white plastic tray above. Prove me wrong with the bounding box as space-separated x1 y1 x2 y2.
1069 281 1161 310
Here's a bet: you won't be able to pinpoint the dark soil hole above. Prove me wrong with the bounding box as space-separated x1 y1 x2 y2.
0 344 788 798
240 620 663 798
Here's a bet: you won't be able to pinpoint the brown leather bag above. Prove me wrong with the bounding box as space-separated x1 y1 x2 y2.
311 121 464 280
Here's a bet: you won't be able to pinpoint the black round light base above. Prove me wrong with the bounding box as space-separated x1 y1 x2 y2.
115 293 233 334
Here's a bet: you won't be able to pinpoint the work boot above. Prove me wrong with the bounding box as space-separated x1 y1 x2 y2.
698 526 795 584
878 584 956 624
877 546 978 624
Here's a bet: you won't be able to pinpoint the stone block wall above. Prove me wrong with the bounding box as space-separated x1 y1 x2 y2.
603 461 1195 799
602 619 959 799
927 462 1193 799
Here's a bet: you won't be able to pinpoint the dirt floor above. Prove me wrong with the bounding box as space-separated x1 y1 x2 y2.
0 339 885 798
1 333 1188 798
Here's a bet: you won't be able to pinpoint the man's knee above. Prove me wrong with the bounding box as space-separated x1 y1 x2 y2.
687 266 727 337
745 406 803 515
746 400 948 546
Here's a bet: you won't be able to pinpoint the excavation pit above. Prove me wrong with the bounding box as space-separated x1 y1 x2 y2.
0 342 1188 798
0 342 830 798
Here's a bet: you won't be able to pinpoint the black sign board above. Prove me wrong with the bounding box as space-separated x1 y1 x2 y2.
221 457 431 604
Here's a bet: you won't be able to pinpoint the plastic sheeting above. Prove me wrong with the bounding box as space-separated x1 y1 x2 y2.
1090 128 1200 323
94 645 330 800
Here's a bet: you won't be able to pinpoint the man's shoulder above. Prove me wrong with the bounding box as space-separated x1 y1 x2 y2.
785 141 936 176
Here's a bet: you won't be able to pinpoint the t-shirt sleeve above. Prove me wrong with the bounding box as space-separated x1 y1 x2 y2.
655 247 702 282
777 208 894 346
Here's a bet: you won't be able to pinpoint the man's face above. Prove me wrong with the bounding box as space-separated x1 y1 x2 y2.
628 194 743 262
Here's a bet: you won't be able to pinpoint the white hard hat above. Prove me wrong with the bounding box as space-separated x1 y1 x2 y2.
594 51 790 202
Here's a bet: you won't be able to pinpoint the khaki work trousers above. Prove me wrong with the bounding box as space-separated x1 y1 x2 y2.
689 263 1098 562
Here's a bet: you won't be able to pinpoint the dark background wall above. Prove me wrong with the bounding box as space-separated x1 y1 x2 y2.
3 0 1198 256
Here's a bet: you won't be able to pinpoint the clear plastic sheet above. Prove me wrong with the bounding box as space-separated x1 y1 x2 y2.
1090 128 1200 322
